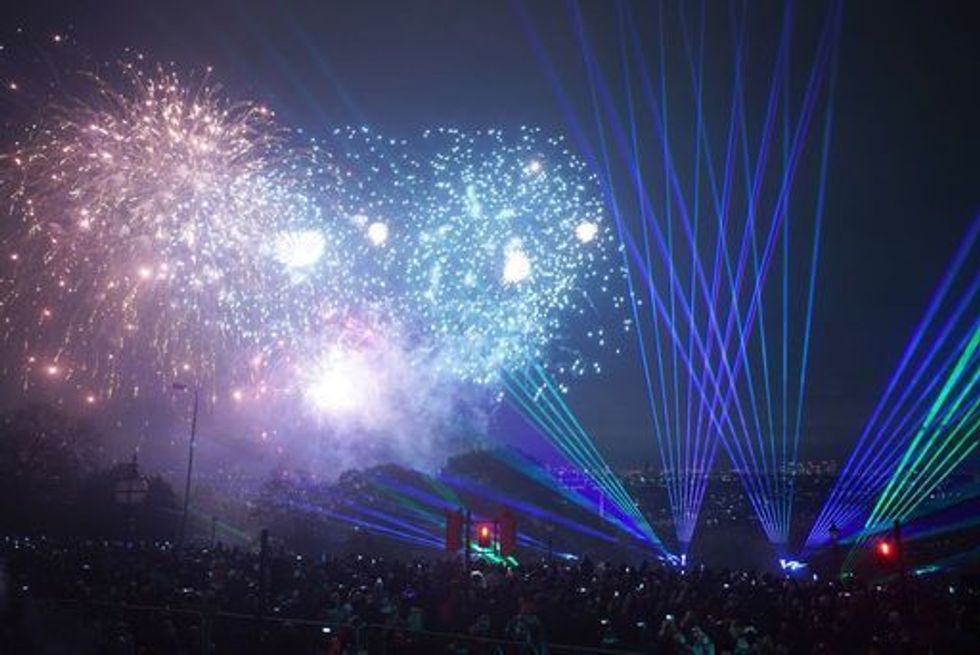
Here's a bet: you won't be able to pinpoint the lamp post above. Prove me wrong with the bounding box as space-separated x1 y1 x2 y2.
173 382 199 551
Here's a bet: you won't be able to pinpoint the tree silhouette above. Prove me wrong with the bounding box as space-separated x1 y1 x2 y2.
0 404 102 531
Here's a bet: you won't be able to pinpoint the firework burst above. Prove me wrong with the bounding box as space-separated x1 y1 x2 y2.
0 62 322 397
322 126 622 387
1 59 621 422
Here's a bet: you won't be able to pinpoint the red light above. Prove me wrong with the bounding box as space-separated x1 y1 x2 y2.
477 523 493 547
877 541 892 557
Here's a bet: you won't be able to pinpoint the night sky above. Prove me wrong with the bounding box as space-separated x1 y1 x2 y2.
0 0 977 469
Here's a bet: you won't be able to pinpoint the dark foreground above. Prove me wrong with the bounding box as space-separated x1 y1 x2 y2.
1 536 977 654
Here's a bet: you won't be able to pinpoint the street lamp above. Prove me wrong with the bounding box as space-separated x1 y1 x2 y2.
173 382 199 551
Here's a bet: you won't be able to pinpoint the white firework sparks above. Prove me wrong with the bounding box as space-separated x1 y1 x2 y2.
0 62 323 394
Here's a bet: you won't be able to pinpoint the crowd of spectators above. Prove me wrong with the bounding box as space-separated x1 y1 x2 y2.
2 536 977 654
